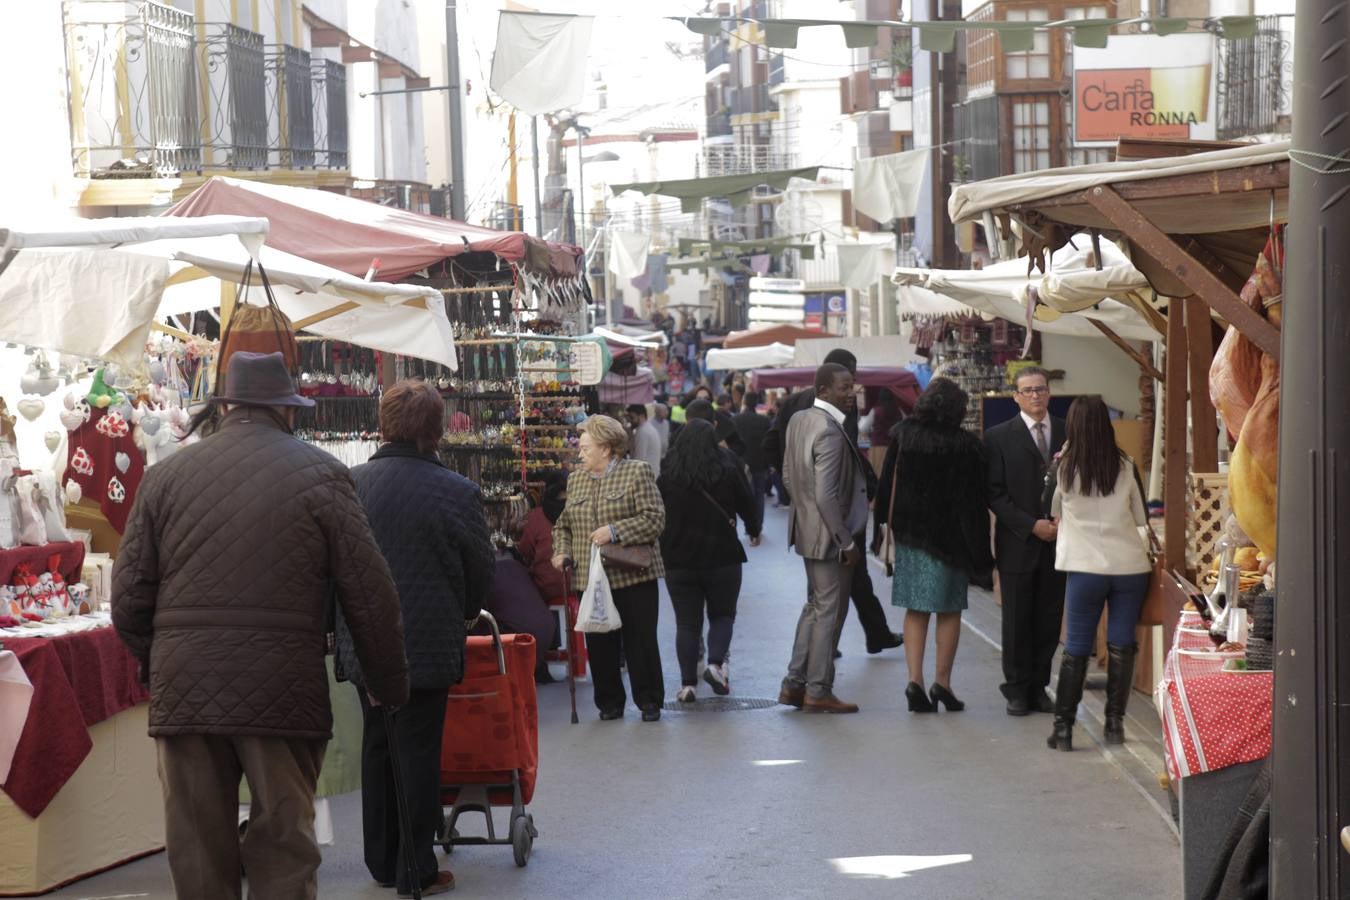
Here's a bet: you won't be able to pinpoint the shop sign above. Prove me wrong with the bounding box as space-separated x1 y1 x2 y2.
804 313 824 330
570 341 605 385
825 293 846 314
804 294 825 315
1072 34 1216 147
748 276 806 292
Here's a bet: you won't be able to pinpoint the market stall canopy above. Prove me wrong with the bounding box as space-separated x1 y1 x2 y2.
610 167 821 213
947 140 1289 358
137 237 456 370
0 215 268 371
724 324 827 349
706 342 795 371
168 177 583 281
893 233 1161 341
599 367 654 406
593 325 666 348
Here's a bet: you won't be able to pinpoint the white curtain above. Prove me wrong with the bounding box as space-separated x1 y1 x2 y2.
490 12 595 115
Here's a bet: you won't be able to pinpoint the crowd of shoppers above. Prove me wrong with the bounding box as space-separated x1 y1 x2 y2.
110 338 1151 898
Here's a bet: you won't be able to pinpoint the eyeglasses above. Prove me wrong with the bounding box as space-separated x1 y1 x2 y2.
1017 387 1049 396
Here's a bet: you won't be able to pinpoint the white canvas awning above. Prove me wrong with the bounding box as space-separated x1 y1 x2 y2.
893 234 1160 341
0 216 456 372
948 141 1290 233
706 342 795 371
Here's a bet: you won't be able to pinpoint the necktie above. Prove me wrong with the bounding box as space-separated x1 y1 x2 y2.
1034 422 1049 463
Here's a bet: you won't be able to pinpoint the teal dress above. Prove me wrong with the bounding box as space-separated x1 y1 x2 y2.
891 544 969 614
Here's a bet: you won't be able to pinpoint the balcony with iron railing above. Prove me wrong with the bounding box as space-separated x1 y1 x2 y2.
702 146 797 177
63 0 349 178
1215 17 1291 140
706 110 732 138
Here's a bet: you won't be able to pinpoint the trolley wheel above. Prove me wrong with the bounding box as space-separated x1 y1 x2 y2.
511 815 533 867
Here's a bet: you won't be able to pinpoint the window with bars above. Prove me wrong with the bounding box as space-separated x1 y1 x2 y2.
1004 8 1051 80
1011 98 1051 172
963 5 998 97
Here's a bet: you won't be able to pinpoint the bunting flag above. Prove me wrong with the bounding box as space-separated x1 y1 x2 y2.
610 167 821 212
490 12 595 114
675 15 1265 53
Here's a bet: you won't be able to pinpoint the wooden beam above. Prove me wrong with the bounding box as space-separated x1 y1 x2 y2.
1088 319 1164 382
406 76 430 89
151 322 194 343
342 45 373 64
1084 185 1282 359
1186 296 1219 473
1163 302 1189 575
378 59 403 79
1030 161 1289 209
292 301 359 330
1181 237 1248 295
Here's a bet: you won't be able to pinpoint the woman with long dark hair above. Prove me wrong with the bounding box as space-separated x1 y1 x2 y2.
1045 395 1150 751
658 418 761 702
876 378 994 713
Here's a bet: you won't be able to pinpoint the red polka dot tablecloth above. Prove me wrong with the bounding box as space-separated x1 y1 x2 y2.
1155 610 1272 781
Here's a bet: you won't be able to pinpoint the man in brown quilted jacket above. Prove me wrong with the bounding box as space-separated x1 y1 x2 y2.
112 352 410 900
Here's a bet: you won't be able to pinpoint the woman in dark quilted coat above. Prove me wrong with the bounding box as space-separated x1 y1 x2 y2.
336 380 495 898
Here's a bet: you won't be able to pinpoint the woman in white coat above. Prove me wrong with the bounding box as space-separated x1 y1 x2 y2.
1045 396 1151 752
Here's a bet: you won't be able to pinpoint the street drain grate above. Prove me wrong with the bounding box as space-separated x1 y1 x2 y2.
662 697 780 712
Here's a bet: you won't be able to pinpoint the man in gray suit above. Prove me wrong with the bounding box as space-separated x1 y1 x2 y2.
778 363 868 714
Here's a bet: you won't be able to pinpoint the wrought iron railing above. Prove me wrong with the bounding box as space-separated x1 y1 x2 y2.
200 22 267 169
266 44 315 168
702 146 797 177
63 0 203 177
1215 17 1291 140
312 58 348 169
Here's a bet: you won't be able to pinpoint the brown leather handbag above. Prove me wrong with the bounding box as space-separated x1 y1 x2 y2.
599 542 653 572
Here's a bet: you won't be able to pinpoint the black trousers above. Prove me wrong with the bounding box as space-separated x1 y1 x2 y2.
843 545 895 648
585 579 664 712
668 564 742 685
998 541 1067 700
357 688 449 894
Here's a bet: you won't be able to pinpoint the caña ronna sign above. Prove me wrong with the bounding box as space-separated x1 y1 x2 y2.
1072 34 1216 146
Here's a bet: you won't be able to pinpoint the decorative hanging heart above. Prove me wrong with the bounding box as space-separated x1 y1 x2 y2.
110 398 133 421
64 479 82 505
96 411 129 439
148 360 167 385
63 393 75 411
106 476 126 504
140 413 162 437
70 447 95 476
59 408 83 431
44 431 61 453
19 368 39 395
17 398 44 421
114 452 130 474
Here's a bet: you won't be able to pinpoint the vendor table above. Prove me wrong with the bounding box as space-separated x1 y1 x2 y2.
1156 610 1272 899
0 622 163 896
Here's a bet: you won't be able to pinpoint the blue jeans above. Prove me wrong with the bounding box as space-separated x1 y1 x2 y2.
1063 571 1151 657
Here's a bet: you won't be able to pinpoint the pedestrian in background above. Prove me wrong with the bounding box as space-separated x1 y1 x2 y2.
733 390 773 532
985 366 1066 716
1046 396 1150 751
113 352 410 900
652 402 671 456
876 377 994 713
626 403 662 478
778 363 869 714
340 379 495 897
659 419 762 702
552 415 667 722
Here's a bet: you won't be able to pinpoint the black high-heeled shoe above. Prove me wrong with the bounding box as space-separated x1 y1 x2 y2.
929 683 965 712
905 682 935 712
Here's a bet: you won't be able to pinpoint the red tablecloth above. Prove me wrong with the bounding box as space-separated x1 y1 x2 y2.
0 625 146 817
1156 610 1272 781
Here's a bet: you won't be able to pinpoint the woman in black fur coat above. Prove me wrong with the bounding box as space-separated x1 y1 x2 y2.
875 377 994 713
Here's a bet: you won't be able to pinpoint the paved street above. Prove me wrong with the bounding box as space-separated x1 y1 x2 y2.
55 504 1180 900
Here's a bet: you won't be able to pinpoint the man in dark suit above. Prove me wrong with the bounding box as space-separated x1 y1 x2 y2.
763 349 903 655
733 391 772 536
983 366 1066 716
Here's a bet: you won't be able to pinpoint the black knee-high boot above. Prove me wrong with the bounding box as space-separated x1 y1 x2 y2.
1104 643 1137 744
1046 655 1089 751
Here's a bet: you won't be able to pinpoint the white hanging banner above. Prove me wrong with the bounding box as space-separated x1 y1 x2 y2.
607 230 651 279
852 148 930 223
490 12 596 115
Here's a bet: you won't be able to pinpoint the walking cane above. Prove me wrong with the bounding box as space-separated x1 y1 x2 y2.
563 559 579 725
383 706 422 900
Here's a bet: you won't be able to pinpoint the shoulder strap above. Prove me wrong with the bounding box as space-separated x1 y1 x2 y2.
698 486 734 525
881 443 901 566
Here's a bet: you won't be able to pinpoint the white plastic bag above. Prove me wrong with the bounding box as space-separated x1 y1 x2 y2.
574 543 622 633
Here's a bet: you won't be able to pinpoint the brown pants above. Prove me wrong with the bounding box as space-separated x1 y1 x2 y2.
156 734 328 900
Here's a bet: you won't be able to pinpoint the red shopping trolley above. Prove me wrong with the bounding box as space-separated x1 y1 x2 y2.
438 611 540 866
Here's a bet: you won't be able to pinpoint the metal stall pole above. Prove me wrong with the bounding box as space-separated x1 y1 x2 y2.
1271 0 1350 892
